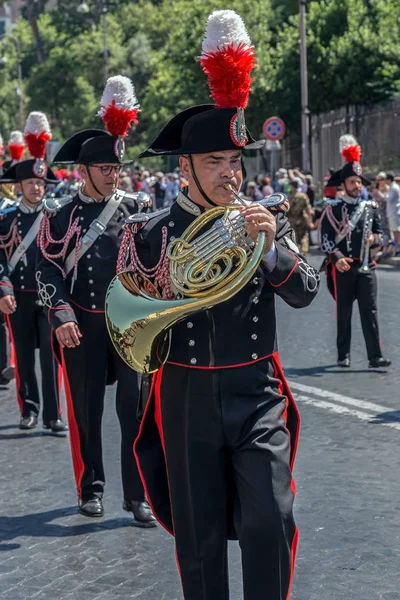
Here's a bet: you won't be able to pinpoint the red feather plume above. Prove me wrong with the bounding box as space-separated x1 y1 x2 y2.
341 144 361 163
199 43 255 108
8 142 25 162
100 101 139 137
25 131 52 160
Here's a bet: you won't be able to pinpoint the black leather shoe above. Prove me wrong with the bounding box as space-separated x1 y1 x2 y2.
368 357 391 369
123 500 157 528
78 498 104 518
1 366 14 382
43 419 68 434
337 358 350 368
19 415 38 429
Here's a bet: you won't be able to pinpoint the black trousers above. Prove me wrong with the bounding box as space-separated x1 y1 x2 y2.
8 291 60 422
335 267 381 360
159 360 297 600
62 308 144 502
0 313 11 375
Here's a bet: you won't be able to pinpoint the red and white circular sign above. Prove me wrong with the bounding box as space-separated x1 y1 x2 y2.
263 117 285 141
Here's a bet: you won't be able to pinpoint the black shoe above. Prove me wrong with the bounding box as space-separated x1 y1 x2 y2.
19 415 38 430
337 358 350 368
78 498 104 518
1 366 14 382
368 357 391 369
0 376 10 386
123 499 157 528
43 419 68 435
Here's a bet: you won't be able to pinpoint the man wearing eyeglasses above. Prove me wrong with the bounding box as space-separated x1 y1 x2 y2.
36 128 155 525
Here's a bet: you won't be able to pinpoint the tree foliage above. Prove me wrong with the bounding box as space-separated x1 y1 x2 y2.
0 0 398 157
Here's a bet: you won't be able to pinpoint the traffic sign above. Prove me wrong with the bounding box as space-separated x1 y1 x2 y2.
263 117 285 141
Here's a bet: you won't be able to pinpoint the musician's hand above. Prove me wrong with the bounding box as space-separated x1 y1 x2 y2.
241 205 276 253
0 295 16 314
335 257 353 273
368 233 375 245
55 322 82 348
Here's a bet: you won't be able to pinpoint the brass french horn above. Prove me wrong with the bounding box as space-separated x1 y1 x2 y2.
105 187 288 374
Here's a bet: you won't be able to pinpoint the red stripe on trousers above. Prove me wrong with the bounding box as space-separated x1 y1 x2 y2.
286 527 299 600
60 348 84 499
273 352 300 598
4 314 23 414
133 368 174 536
153 368 182 577
57 364 63 417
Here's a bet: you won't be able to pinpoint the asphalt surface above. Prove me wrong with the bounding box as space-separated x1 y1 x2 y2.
0 257 399 600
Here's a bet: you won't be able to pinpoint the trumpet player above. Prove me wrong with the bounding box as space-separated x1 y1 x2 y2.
320 134 391 369
131 11 320 600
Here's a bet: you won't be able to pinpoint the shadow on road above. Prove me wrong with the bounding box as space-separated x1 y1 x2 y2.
0 507 135 550
285 364 377 377
370 411 400 424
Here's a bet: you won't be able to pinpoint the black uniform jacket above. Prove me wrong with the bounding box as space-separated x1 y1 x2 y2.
133 199 321 367
36 190 150 330
320 198 382 297
132 197 320 537
0 202 43 298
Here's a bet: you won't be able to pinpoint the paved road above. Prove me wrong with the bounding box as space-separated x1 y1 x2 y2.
0 260 399 599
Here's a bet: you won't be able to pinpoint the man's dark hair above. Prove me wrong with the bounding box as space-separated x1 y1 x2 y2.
289 180 299 189
387 172 395 182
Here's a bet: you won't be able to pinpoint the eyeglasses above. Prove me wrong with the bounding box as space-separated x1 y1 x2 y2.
89 164 122 176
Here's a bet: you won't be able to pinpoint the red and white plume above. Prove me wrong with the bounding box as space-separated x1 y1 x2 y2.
0 133 3 156
8 130 25 162
199 10 255 109
339 134 361 163
98 75 140 137
24 112 52 159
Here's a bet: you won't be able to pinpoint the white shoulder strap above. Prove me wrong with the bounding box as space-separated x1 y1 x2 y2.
8 212 44 274
64 190 126 276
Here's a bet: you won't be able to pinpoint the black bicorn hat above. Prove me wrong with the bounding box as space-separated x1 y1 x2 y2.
140 10 264 159
52 129 129 165
139 105 264 158
0 159 59 184
338 134 371 186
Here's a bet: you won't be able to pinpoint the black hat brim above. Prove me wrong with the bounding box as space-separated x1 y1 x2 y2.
0 159 59 183
340 162 371 186
53 129 132 165
139 105 264 157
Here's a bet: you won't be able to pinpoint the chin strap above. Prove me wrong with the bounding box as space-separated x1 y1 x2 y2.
86 165 106 199
188 155 218 207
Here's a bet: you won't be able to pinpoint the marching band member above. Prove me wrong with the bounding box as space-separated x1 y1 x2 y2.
320 135 391 369
0 112 67 431
36 76 155 524
124 11 320 599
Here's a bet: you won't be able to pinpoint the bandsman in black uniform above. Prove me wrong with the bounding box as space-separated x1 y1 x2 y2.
0 112 67 431
320 134 391 369
122 11 320 600
36 76 156 525
0 133 26 387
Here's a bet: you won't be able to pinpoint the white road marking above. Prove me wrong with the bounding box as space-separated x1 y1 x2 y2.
288 381 400 432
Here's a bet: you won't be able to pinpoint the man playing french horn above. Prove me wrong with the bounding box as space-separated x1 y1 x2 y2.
110 11 320 600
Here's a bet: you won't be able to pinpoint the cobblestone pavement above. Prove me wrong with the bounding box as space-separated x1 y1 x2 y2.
0 260 399 599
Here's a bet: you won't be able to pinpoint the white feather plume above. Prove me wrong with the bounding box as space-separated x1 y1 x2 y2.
24 111 51 135
8 130 24 145
201 10 251 55
98 75 140 116
339 134 358 152
0 133 3 148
